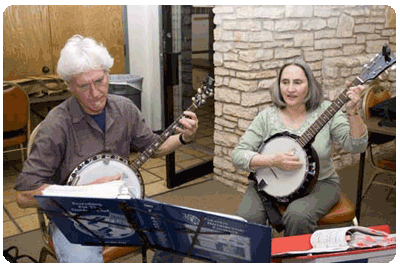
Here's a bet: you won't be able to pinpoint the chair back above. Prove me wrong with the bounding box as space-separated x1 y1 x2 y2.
27 122 42 155
362 84 392 119
362 85 395 145
3 86 29 132
25 122 54 252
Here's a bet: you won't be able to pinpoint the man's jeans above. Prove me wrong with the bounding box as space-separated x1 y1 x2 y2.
49 222 103 263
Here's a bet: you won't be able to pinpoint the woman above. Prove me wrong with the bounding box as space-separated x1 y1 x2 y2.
232 58 368 236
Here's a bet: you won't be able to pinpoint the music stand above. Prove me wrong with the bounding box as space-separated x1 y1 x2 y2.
35 195 272 263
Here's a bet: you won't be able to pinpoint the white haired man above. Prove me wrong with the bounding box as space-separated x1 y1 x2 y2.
14 35 198 262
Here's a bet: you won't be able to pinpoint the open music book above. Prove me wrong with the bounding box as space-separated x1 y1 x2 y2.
41 181 246 221
277 226 396 256
37 183 272 262
42 180 134 199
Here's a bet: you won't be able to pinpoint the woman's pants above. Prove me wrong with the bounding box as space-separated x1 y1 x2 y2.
236 179 341 236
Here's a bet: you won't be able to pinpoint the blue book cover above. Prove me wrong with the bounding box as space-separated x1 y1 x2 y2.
35 195 272 263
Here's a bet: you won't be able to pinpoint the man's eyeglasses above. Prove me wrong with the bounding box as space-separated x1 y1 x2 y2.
74 75 106 91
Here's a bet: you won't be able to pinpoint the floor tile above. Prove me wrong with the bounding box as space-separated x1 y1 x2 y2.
146 166 167 179
3 188 17 204
3 209 10 222
176 158 206 170
181 147 209 158
200 155 213 162
144 180 169 197
3 174 18 190
4 202 36 219
3 220 21 237
141 157 165 169
174 151 196 162
15 213 40 233
139 170 163 184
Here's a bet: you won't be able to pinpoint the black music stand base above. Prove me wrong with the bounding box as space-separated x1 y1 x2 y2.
117 201 214 263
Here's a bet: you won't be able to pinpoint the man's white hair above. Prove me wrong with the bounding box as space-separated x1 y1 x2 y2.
57 35 114 82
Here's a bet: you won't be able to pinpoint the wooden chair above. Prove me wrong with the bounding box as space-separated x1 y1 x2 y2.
361 85 396 201
27 123 143 263
314 193 358 226
3 86 30 167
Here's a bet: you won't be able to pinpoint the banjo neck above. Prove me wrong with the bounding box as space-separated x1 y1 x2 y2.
297 78 362 148
129 76 214 170
298 45 396 148
130 103 198 169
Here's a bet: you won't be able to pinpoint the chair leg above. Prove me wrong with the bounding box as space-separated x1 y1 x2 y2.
20 143 25 162
361 172 380 201
385 183 396 200
38 246 57 263
352 217 359 226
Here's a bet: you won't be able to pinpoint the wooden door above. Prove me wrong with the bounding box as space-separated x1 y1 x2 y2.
3 5 125 81
3 6 53 80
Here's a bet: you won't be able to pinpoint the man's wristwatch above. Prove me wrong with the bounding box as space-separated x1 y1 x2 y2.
179 133 191 145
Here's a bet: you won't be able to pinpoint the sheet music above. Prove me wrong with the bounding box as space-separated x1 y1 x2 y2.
274 226 396 256
41 180 132 199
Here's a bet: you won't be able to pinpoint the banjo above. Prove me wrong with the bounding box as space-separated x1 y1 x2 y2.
254 46 396 204
66 76 214 198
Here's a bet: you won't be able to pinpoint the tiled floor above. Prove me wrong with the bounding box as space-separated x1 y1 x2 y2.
3 100 216 239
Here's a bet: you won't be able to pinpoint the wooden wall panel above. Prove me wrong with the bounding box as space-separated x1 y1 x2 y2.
3 6 53 80
49 5 125 75
47 5 84 59
81 5 125 74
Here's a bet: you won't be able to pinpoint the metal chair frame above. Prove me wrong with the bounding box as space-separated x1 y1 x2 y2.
361 85 396 201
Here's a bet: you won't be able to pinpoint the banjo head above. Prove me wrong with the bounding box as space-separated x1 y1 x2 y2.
67 154 144 199
255 133 319 204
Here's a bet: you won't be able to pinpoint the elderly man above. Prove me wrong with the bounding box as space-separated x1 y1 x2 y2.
14 35 198 262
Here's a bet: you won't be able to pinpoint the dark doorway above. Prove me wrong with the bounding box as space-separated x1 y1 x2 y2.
161 5 215 188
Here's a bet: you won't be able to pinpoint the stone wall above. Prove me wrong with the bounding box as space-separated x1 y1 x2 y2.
212 5 396 192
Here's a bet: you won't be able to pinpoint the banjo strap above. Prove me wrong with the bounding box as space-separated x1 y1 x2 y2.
259 191 286 233
249 173 285 232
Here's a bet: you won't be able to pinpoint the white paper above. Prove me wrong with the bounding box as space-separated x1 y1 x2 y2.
274 226 395 256
41 180 130 199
